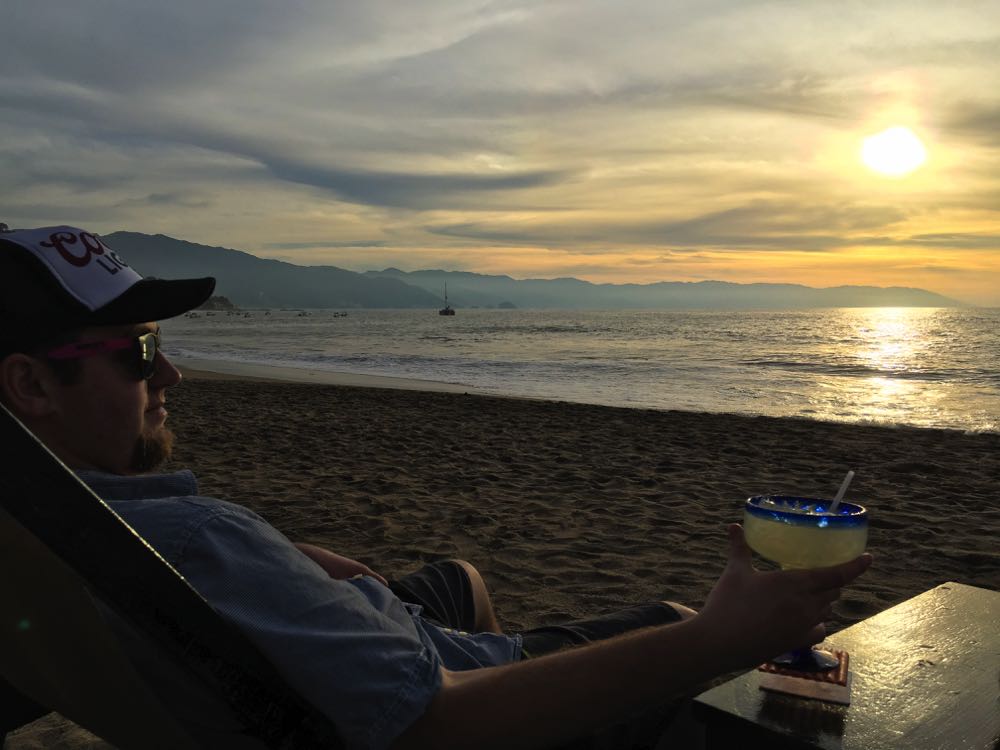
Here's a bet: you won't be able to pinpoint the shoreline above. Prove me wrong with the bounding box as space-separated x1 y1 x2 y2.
176 357 479 394
177 357 998 438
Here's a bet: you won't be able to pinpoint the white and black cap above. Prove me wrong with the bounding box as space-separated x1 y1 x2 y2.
0 225 215 349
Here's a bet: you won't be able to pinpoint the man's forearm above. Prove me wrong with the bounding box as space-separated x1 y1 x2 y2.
393 614 741 750
392 529 872 749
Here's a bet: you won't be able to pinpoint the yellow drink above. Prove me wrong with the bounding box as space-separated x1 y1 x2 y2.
743 511 869 569
742 494 868 671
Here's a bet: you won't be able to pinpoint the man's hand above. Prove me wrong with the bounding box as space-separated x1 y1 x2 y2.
699 524 872 668
294 542 389 586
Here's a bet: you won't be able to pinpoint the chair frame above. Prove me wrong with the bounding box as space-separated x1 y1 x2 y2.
0 402 344 749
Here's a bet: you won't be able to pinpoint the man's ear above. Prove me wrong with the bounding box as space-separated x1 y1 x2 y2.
0 353 62 419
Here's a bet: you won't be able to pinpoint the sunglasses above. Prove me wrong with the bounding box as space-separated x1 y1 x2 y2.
45 331 162 381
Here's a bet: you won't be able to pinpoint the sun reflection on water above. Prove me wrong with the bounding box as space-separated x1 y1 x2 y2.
853 308 924 375
811 308 954 428
862 376 920 423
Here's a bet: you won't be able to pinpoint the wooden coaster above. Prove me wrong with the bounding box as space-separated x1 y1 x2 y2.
757 650 852 705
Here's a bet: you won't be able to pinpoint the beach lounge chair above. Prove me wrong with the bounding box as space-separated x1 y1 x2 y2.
0 402 345 749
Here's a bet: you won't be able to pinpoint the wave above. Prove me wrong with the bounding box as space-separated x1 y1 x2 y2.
741 358 998 385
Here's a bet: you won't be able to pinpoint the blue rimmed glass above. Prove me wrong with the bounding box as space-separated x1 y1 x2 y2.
744 495 869 670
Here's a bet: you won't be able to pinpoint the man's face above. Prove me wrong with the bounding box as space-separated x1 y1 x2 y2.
46 322 182 474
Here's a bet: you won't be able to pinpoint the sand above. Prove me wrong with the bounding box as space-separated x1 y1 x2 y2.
6 369 999 749
167 369 999 633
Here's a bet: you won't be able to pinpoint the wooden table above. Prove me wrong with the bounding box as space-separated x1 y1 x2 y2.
693 582 1000 749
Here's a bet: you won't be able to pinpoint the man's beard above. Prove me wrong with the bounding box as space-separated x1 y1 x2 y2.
128 427 175 474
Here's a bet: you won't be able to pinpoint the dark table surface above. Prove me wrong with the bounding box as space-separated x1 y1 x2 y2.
693 582 1000 750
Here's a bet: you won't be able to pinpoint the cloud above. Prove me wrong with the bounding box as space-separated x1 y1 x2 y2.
637 203 908 245
901 264 986 275
427 201 909 251
114 192 214 209
944 102 1000 148
5 2 247 92
265 158 576 209
264 240 387 249
854 34 1000 68
907 233 1000 249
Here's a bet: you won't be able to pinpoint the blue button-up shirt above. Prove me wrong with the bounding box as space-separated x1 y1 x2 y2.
79 469 521 750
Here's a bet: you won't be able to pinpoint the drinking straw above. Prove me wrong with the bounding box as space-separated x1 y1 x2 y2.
829 470 855 513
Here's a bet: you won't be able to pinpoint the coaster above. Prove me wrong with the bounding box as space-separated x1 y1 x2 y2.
757 649 852 705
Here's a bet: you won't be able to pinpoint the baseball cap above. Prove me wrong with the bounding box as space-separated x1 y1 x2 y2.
0 225 215 349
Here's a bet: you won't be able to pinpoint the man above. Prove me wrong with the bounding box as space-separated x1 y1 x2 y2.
0 225 871 750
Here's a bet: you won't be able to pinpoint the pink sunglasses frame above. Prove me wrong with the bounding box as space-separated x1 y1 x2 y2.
45 331 161 380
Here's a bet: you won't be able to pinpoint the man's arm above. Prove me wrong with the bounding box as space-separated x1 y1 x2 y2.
393 525 872 750
293 542 389 586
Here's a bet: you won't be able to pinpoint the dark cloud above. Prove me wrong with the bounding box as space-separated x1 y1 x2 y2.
899 264 983 275
3 0 363 93
643 202 908 241
115 192 214 209
427 220 850 251
944 102 1000 147
428 201 909 251
265 157 576 209
264 240 387 249
908 233 1000 249
7 2 234 91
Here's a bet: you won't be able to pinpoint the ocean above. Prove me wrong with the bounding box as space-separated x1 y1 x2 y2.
164 307 1000 434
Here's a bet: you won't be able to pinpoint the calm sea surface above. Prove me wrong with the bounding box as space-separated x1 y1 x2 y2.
164 308 1000 434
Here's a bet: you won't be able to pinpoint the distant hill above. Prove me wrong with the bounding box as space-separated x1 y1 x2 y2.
103 232 965 309
105 232 440 309
365 269 966 309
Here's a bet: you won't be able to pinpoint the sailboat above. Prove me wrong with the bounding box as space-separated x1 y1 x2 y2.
438 283 455 316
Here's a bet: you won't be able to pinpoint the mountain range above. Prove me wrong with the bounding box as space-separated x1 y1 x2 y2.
106 232 966 310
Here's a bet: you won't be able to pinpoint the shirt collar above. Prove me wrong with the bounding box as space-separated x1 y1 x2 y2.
75 468 199 501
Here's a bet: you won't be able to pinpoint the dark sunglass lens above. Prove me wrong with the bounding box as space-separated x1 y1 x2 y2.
138 333 159 380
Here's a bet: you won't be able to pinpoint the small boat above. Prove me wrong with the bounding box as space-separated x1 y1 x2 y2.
439 283 455 316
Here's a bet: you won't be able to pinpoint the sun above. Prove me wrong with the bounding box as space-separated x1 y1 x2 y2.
861 126 927 177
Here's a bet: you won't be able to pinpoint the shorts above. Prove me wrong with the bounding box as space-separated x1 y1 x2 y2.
388 560 684 657
387 560 478 632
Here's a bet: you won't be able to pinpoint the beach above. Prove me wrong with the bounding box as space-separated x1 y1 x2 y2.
168 369 999 633
7 369 999 749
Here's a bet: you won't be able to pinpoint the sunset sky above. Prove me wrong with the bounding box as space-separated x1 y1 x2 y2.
3 1 999 305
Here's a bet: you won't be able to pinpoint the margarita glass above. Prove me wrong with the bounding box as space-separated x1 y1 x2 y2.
743 495 869 670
